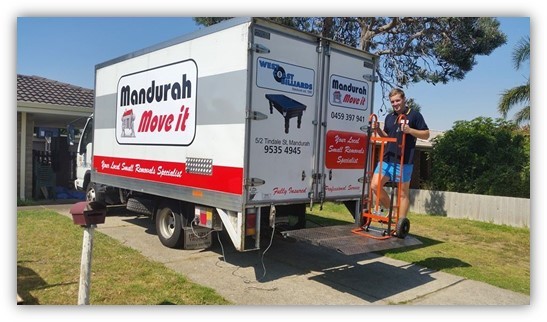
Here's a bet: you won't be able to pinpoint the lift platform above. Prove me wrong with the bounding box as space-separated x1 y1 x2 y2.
281 225 421 255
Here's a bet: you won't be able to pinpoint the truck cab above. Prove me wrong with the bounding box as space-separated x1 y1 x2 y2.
74 115 93 195
74 115 121 204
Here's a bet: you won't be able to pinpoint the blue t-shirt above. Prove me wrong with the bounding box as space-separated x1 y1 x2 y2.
382 108 428 164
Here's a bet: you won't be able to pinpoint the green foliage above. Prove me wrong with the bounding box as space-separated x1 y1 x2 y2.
498 36 530 126
429 117 529 197
193 17 231 26
194 17 506 102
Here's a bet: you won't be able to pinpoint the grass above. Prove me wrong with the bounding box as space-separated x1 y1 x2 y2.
17 209 231 305
17 198 40 207
308 202 530 295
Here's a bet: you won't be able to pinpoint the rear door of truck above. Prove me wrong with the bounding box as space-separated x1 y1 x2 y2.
317 41 376 203
246 21 320 205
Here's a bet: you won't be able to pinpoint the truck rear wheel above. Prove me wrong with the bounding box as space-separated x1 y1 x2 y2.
156 204 183 248
126 197 154 216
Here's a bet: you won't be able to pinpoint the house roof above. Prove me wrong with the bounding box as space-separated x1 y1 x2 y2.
377 122 444 149
17 74 94 108
416 129 444 149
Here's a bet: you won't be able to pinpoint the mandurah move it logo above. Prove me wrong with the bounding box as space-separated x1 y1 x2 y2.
329 74 369 111
116 60 197 145
256 57 314 97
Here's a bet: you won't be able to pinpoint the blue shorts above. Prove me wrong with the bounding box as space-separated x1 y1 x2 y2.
374 161 413 183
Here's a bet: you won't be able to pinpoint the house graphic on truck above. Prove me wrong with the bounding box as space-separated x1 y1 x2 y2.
121 109 135 137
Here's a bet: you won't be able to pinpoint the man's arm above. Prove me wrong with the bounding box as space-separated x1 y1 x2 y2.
402 125 430 140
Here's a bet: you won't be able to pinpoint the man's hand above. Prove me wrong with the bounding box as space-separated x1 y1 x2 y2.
402 124 430 140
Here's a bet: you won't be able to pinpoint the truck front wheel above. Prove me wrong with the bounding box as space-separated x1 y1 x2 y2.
156 204 183 248
86 182 105 204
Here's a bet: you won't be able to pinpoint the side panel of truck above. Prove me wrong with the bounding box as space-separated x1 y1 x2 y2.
92 22 252 211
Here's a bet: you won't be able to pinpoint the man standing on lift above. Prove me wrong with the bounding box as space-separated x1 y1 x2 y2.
371 88 430 223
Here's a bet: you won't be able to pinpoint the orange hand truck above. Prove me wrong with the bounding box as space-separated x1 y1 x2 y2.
352 113 410 239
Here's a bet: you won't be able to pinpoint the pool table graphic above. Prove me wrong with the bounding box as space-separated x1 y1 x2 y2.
265 94 307 134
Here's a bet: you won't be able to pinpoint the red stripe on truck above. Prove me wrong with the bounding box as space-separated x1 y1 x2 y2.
93 155 243 195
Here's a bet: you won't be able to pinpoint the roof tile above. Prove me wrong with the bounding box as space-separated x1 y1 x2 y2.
17 74 94 108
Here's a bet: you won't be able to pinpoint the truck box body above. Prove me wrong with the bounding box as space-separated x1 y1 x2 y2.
93 17 375 209
87 17 380 251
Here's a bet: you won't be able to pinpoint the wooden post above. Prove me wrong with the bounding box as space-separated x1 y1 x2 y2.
70 201 106 305
78 224 95 305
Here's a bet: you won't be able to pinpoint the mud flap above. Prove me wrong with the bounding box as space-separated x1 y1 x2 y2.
281 224 422 255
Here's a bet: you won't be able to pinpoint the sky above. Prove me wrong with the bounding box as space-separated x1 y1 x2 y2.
7 1 545 321
16 16 529 131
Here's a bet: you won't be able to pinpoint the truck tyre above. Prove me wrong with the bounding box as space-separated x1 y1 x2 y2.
126 197 154 216
291 212 306 229
289 204 306 229
119 189 130 204
86 182 105 204
156 204 183 248
104 190 121 205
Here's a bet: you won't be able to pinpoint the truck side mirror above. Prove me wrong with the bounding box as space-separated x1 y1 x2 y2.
67 124 75 146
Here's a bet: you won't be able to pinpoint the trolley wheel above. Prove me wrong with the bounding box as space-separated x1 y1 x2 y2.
396 217 410 239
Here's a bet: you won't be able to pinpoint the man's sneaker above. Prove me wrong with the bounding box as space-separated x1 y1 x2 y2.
374 208 388 217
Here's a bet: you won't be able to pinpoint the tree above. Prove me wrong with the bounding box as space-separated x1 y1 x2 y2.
429 117 529 198
194 17 506 101
498 36 530 126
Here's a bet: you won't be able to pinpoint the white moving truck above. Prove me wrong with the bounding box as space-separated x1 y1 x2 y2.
75 17 419 253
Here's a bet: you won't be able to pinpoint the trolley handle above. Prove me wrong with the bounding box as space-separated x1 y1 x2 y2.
396 114 407 132
368 114 378 133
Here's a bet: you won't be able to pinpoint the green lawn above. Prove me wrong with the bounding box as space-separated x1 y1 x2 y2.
17 209 230 305
308 202 530 295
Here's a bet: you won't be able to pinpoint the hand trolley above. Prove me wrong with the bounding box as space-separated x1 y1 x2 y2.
352 113 410 239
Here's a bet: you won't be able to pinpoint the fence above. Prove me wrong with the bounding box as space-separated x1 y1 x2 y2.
409 189 530 228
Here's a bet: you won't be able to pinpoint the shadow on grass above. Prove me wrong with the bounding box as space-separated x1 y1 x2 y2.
414 257 471 271
17 261 77 305
376 235 472 272
17 263 44 305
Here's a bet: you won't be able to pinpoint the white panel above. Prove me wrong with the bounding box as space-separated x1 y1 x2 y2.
95 22 250 97
94 123 245 167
